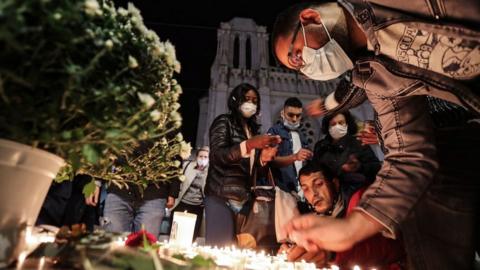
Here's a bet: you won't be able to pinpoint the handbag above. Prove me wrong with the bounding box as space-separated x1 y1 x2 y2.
236 167 278 252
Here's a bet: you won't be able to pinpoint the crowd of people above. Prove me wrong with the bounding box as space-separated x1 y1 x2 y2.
36 0 478 269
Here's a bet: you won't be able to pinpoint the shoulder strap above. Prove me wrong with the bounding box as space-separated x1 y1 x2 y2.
182 160 193 175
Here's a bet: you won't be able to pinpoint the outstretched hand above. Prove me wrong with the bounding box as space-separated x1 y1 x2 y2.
284 211 384 253
306 98 327 117
246 134 282 152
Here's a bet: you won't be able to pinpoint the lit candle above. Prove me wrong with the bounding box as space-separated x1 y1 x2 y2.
353 265 361 270
169 211 197 247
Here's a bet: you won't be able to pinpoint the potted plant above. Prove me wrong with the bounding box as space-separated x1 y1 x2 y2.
0 0 190 265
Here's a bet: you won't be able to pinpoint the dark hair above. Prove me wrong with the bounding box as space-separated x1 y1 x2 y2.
298 161 335 182
227 83 261 134
321 111 358 139
284 97 303 108
271 1 335 64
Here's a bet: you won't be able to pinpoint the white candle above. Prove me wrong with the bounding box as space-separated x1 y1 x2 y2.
16 251 28 270
353 266 361 270
169 211 197 247
37 256 45 270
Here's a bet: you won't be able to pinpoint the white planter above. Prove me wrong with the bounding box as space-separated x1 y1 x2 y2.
0 139 64 266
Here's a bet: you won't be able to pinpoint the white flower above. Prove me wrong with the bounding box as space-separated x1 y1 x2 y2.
160 137 168 145
152 43 165 57
137 92 155 108
53 13 62 20
105 39 113 50
150 109 161 121
179 141 192 160
128 55 138 69
174 121 182 128
174 60 181 73
172 92 180 102
175 133 183 142
165 41 176 60
173 84 182 94
173 160 181 167
170 111 182 122
179 175 186 181
84 0 102 16
117 7 128 16
172 103 181 111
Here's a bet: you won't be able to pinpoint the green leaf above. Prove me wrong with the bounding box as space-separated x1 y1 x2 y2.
105 129 122 139
82 180 96 197
82 144 99 164
61 130 72 140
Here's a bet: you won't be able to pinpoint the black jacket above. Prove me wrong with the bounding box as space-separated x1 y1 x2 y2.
313 134 381 183
205 114 257 202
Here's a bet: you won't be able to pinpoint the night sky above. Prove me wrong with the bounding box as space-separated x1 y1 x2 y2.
114 0 303 147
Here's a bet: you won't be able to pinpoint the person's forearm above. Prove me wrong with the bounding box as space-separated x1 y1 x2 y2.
272 155 296 167
346 210 384 244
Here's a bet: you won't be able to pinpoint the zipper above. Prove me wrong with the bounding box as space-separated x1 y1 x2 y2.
429 0 444 20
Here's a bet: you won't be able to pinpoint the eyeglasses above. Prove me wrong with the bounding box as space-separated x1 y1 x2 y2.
287 22 306 70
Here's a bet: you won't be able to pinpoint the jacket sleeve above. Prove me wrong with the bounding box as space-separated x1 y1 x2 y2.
323 75 369 117
352 62 439 238
209 115 245 166
168 178 181 198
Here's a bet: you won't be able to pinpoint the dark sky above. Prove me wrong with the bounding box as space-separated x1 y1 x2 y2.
115 1 301 147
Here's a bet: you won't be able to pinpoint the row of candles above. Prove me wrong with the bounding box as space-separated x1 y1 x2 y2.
16 212 379 270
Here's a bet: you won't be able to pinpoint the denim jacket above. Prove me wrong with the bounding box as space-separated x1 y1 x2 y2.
267 123 308 192
328 0 480 238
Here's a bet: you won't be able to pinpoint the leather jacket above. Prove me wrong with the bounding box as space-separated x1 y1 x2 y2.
328 0 480 238
205 114 256 202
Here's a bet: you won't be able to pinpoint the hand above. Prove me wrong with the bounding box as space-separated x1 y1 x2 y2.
284 211 383 252
277 243 328 268
341 154 360 173
306 98 327 117
356 125 379 145
85 186 100 206
294 148 313 161
286 245 328 268
246 134 282 152
166 196 175 209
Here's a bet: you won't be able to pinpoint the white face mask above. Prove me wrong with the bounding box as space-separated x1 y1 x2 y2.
283 119 300 130
329 124 348 140
197 158 209 167
299 22 353 81
239 102 257 118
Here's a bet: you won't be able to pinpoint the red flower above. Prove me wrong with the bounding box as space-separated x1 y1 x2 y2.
125 229 157 247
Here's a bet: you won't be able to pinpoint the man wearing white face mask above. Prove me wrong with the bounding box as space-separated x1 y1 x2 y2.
267 97 313 195
171 146 210 240
272 2 480 269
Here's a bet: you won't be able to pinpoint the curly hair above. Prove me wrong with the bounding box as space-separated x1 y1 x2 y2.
321 111 358 139
227 83 261 134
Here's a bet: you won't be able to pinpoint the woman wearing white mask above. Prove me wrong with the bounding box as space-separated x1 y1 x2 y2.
170 146 210 240
312 111 380 196
205 83 281 246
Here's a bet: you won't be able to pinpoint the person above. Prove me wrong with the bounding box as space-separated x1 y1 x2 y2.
204 83 281 246
170 146 210 240
85 141 180 237
267 97 313 194
313 110 381 192
272 1 479 269
279 162 405 268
